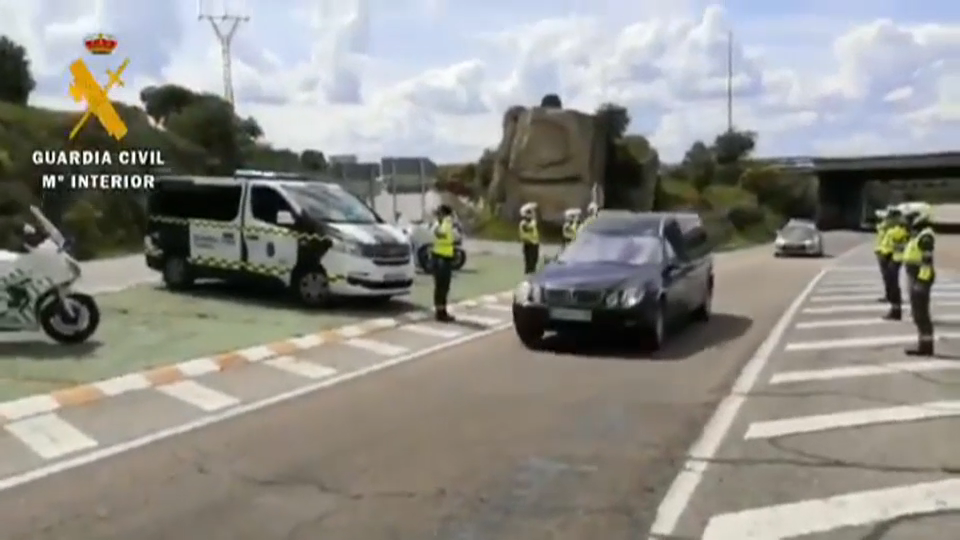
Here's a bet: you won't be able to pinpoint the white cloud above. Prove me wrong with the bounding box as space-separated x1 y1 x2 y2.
12 0 960 163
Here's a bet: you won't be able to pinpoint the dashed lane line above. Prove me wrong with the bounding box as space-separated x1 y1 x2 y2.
4 413 98 460
156 380 241 412
263 356 339 380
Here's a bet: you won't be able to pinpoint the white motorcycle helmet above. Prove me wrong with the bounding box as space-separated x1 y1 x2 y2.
520 202 537 218
586 202 599 216
564 208 582 221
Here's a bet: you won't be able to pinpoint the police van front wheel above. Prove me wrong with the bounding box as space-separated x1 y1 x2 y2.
162 257 194 290
293 269 333 308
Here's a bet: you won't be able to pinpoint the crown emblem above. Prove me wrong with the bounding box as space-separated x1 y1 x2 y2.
84 33 117 55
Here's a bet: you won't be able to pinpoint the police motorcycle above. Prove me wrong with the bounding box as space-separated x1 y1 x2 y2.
0 206 100 344
401 216 467 272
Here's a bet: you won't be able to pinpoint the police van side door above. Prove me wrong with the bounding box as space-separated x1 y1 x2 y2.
188 183 243 276
243 185 300 285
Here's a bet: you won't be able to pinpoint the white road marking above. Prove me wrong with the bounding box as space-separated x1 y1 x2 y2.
362 318 400 331
336 325 369 338
770 359 960 384
0 322 511 492
785 332 960 352
156 380 240 412
93 373 151 396
400 323 465 339
290 334 325 348
810 292 960 302
744 401 960 439
344 338 409 357
817 283 960 294
648 266 833 537
264 356 338 379
825 265 878 272
702 478 960 540
793 315 960 329
452 313 504 327
175 358 220 377
0 395 60 422
237 345 275 362
4 413 98 459
803 300 960 314
479 303 511 312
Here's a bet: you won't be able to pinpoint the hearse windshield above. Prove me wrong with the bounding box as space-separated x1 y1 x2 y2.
284 183 382 224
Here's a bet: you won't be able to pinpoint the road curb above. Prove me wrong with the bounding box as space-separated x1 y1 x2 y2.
0 290 515 424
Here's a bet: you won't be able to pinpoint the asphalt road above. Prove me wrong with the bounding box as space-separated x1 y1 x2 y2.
0 234 865 540
656 242 960 539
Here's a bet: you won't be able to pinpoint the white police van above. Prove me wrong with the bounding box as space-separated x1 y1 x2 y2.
144 170 414 306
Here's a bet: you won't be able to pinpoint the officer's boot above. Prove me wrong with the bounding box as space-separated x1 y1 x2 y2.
435 307 455 323
882 305 902 321
905 335 934 356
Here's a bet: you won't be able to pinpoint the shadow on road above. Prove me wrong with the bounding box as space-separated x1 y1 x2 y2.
0 340 103 360
156 281 425 319
535 313 753 361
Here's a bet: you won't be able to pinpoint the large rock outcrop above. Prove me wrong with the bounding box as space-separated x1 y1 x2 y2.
488 105 607 225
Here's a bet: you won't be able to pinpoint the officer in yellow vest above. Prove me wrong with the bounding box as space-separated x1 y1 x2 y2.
872 207 891 302
431 204 457 322
581 202 599 230
879 206 909 320
902 204 936 356
518 202 540 274
561 208 581 249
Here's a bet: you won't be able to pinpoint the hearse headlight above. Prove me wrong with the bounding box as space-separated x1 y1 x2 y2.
605 291 620 307
620 287 644 307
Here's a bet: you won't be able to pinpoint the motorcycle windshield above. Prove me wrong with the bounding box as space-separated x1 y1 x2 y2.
29 205 66 247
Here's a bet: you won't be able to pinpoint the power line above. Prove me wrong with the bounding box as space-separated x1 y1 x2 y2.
726 30 733 133
198 1 249 105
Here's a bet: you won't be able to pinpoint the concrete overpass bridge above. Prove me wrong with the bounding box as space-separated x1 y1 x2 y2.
774 152 960 229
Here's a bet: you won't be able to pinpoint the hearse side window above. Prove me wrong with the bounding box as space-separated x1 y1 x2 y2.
663 220 689 260
684 226 709 255
149 182 241 222
250 186 293 224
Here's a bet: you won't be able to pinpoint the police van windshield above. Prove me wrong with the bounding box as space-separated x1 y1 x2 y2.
284 183 382 224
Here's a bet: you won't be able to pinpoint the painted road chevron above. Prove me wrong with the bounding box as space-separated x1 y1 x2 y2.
653 245 960 540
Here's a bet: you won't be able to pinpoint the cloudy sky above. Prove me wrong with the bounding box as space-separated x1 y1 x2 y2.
4 0 959 163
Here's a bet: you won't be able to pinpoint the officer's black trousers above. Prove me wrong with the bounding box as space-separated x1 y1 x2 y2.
909 280 934 340
432 255 453 310
522 242 539 274
881 258 902 307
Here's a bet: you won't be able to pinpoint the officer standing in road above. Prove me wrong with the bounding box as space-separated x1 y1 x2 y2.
581 202 599 229
902 204 937 356
518 202 540 274
561 208 581 250
879 206 909 320
431 204 457 322
873 207 891 302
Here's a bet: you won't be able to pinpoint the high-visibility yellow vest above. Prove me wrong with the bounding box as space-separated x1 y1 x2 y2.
519 219 539 244
903 227 935 282
432 217 455 257
562 221 578 242
874 222 888 253
884 225 909 261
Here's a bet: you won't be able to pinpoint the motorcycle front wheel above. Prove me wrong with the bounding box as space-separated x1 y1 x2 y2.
39 293 101 344
452 248 466 271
